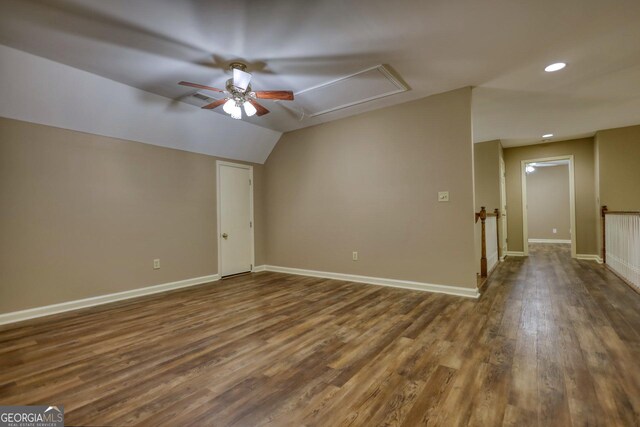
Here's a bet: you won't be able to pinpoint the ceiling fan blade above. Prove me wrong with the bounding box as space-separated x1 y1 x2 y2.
202 98 228 110
179 81 224 93
254 91 294 101
247 99 270 116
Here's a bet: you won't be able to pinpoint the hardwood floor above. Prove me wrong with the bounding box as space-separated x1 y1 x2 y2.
1 243 639 426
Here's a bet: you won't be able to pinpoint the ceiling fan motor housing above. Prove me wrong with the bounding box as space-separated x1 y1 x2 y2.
226 78 251 96
229 62 247 72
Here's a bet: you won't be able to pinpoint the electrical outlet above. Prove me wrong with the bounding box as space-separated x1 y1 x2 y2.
438 191 449 202
552 228 557 234
352 251 358 261
153 259 160 269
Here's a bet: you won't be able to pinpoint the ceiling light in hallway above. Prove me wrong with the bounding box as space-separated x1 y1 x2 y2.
545 63 566 72
542 133 554 138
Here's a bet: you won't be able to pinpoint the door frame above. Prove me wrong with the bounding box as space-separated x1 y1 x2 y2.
520 155 576 258
216 160 255 276
499 156 508 260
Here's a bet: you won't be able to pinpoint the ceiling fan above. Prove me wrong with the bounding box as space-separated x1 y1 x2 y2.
179 62 294 119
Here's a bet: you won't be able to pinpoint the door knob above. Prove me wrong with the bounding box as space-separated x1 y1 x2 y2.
222 233 228 239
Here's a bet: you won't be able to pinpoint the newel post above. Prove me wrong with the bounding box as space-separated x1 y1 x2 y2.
601 205 608 264
475 206 488 277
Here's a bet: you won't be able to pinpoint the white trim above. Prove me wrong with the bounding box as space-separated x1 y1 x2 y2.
521 155 577 258
528 238 572 244
252 265 267 272
262 265 480 299
576 254 603 264
0 274 220 325
487 253 499 271
293 65 408 118
500 156 508 259
505 251 526 257
217 161 255 277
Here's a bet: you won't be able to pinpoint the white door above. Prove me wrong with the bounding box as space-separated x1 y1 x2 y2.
500 157 508 256
218 162 253 277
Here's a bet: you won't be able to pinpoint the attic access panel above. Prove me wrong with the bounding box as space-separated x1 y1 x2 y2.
294 65 408 118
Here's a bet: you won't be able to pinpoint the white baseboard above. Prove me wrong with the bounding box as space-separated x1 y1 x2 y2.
262 265 480 299
1 262 483 325
528 238 572 244
576 254 603 264
505 251 526 257
0 274 220 326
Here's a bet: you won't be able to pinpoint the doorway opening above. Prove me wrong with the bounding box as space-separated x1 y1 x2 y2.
521 155 576 257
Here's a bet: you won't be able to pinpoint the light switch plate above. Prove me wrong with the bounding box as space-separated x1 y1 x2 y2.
438 191 450 202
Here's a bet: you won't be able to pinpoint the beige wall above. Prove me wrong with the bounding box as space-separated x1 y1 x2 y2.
264 88 477 288
593 124 640 256
474 140 502 212
473 139 503 273
526 165 571 240
596 124 640 211
0 117 266 313
504 138 597 255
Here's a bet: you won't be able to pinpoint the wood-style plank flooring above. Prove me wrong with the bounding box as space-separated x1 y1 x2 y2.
1 243 640 426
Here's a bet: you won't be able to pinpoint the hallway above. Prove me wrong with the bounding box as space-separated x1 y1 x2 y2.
485 243 640 426
1 245 639 426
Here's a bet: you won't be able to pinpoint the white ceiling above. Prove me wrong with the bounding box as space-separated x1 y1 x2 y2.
0 44 281 164
1 0 639 148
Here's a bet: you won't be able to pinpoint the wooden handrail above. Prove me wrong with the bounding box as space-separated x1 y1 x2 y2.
603 211 640 215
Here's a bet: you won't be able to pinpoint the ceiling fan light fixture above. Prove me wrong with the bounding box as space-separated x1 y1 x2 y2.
244 101 257 117
229 103 242 120
223 98 242 119
222 98 235 114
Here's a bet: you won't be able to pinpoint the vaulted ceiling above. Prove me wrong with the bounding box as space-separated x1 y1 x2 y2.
1 0 639 152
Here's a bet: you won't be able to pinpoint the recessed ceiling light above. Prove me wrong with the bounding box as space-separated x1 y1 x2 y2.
545 63 566 72
542 133 554 138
